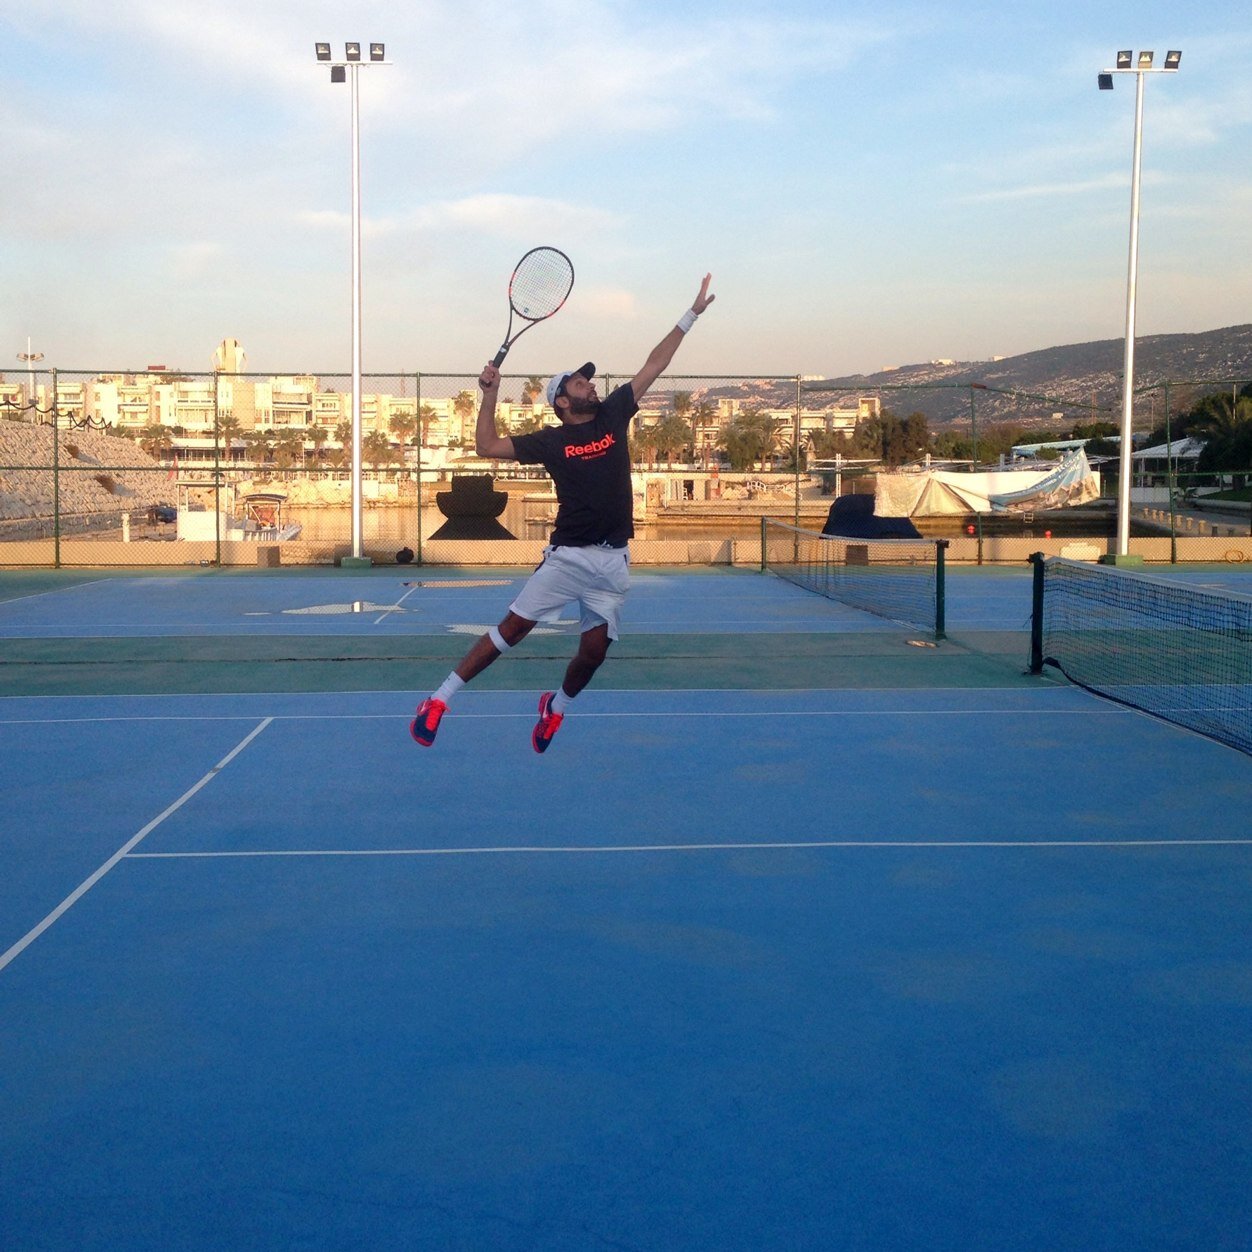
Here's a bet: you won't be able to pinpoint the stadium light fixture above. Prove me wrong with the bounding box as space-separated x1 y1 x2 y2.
314 40 391 562
1097 47 1182 561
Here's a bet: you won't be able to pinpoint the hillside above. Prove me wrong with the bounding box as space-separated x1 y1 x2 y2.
702 324 1252 430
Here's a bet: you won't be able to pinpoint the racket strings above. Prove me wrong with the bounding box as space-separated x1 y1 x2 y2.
510 250 574 320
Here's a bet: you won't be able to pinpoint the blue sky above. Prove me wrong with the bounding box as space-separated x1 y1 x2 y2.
2 0 1249 379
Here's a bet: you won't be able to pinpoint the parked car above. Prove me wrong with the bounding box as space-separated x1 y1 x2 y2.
147 504 177 524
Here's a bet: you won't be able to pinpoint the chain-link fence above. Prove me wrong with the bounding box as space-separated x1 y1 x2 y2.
1 367 1249 567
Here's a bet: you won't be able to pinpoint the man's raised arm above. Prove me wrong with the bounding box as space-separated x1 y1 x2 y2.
475 363 516 460
631 274 716 403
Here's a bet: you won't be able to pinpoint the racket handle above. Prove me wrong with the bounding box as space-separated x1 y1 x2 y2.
492 345 509 367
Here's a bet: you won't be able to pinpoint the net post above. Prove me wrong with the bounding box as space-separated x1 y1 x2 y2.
934 539 948 639
1028 551 1046 674
759 516 767 572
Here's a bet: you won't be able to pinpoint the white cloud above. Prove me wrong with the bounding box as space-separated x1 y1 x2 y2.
299 194 621 242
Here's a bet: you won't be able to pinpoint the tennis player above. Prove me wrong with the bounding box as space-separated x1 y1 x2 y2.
411 273 716 753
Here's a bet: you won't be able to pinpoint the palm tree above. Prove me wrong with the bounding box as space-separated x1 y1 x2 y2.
390 412 417 444
692 399 717 466
215 413 242 462
1193 395 1252 473
418 404 439 448
451 390 476 446
672 391 693 462
138 423 173 460
719 407 781 471
308 424 330 466
272 429 305 473
243 428 274 467
363 430 395 470
521 376 544 406
652 412 691 468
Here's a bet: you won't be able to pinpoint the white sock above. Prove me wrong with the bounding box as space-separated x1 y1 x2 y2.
432 673 465 705
550 688 573 716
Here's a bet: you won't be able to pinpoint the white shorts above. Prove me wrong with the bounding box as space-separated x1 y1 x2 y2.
509 544 631 640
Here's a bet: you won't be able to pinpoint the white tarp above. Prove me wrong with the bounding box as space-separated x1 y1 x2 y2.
875 450 1099 517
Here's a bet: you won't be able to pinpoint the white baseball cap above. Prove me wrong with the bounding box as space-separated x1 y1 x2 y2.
546 362 595 407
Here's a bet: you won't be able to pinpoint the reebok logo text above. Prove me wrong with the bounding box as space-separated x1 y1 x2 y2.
565 433 615 459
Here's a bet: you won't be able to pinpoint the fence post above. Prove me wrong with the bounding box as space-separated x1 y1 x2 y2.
415 372 423 566
51 368 62 569
794 375 802 530
1164 381 1176 563
213 372 223 567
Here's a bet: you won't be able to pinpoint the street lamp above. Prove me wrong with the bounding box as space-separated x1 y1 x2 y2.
1098 48 1181 562
315 40 390 563
17 338 44 419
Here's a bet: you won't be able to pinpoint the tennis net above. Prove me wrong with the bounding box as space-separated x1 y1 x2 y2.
761 519 947 639
1029 555 1252 755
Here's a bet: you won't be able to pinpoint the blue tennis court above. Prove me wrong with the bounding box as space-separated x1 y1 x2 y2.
2 566 1250 1250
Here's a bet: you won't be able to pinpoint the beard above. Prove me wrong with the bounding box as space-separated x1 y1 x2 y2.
564 393 600 418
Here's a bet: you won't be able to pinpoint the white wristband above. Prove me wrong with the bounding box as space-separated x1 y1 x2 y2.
676 308 699 334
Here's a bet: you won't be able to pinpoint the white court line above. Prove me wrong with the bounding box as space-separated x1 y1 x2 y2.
374 584 422 625
0 718 273 976
127 838 1252 859
0 578 112 607
0 707 1120 726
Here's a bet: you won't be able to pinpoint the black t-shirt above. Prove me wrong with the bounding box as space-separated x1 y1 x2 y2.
511 383 639 546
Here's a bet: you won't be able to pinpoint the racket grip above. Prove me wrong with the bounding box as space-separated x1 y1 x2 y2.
492 345 509 367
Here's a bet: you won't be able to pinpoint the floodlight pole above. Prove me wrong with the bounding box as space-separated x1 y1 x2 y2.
349 61 363 560
1115 69 1146 558
1099 50 1181 560
317 42 388 562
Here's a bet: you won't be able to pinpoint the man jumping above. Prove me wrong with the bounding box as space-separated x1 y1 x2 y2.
411 273 716 753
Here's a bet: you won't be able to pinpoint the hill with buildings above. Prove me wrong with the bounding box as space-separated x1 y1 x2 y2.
702 324 1252 432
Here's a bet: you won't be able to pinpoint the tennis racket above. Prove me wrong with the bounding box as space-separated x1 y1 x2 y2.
491 246 575 367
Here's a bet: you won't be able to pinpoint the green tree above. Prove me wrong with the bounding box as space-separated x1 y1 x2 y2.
719 407 781 471
389 412 417 445
243 429 274 465
363 430 395 469
652 412 692 468
138 423 173 459
272 429 305 471
215 413 242 461
521 376 544 405
418 405 439 446
1193 395 1252 471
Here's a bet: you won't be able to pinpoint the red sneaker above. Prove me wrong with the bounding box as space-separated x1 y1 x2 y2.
410 697 447 747
531 691 564 754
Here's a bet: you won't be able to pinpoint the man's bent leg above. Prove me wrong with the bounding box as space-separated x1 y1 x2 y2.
412 611 536 747
454 611 536 682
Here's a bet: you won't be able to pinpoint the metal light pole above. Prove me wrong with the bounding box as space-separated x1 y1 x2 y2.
1098 49 1181 561
17 338 44 418
316 41 389 562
